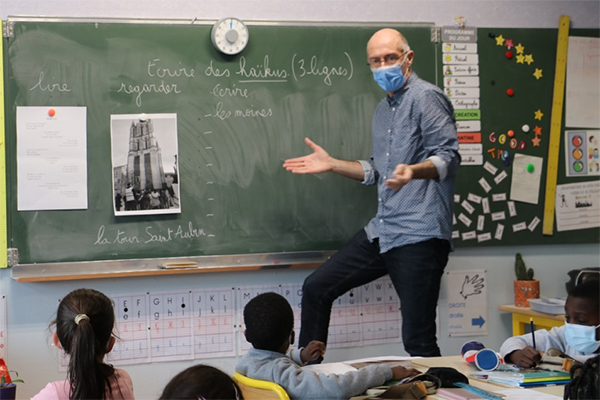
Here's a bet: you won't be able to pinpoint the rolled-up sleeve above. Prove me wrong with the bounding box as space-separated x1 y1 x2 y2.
420 90 461 179
359 159 377 185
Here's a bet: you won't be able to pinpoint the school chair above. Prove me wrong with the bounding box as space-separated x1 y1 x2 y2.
232 372 290 400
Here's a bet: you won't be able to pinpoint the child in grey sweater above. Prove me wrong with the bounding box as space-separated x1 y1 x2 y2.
236 292 418 399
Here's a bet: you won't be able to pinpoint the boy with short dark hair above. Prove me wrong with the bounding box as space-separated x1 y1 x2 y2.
500 281 600 368
236 292 419 400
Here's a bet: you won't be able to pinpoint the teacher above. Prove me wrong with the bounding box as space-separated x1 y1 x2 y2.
283 28 460 357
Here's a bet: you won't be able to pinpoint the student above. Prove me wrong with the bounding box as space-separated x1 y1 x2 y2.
500 281 600 368
32 288 134 400
159 364 242 400
236 292 419 399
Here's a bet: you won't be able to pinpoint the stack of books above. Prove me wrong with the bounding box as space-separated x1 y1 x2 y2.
485 369 570 387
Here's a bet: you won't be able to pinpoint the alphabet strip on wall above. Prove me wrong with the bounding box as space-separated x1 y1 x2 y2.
56 276 401 369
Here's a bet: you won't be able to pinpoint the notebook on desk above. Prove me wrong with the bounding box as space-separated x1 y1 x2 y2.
485 369 570 387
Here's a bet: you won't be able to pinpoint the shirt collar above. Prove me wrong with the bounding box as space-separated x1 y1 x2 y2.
386 71 418 106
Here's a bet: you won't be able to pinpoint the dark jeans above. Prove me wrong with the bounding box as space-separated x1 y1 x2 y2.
299 229 450 357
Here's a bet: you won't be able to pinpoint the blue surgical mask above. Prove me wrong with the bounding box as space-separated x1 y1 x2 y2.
564 322 600 354
372 57 408 92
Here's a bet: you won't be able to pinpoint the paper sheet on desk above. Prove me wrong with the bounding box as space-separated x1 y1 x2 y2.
496 388 562 399
303 356 419 375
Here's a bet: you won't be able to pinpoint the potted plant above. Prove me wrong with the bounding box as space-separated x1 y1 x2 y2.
0 359 23 400
514 252 540 307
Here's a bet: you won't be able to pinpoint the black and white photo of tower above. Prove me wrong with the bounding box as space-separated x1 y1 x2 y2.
111 113 181 216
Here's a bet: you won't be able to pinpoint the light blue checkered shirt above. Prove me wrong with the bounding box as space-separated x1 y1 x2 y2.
359 72 460 253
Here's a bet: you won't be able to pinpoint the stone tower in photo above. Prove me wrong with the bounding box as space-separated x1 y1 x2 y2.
127 117 166 191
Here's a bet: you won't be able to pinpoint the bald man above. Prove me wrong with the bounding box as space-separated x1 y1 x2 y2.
283 29 460 358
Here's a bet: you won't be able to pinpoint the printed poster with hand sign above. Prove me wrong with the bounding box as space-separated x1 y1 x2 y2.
446 269 488 336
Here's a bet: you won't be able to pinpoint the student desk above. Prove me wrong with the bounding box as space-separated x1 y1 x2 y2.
498 305 565 335
412 355 564 398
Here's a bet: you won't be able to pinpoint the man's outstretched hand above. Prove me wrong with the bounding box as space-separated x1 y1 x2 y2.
283 138 332 174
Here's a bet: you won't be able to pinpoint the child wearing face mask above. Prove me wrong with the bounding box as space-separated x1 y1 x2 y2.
500 281 599 368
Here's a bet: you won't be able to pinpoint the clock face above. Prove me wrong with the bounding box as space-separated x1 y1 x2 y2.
211 18 249 55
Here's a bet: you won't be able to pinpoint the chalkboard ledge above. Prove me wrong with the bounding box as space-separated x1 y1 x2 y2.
11 251 333 282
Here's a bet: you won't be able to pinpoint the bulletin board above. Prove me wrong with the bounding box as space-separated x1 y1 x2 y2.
449 27 599 247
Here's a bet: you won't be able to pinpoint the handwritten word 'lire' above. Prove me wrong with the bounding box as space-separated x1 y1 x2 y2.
29 71 72 92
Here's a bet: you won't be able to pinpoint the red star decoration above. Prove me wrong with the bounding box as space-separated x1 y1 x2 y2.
505 39 514 49
533 126 543 136
532 136 541 146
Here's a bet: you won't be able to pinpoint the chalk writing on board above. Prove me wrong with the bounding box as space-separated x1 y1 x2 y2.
210 84 249 98
147 59 196 78
29 71 72 92
291 52 354 86
203 101 273 120
205 61 231 77
117 81 181 107
236 55 289 81
94 222 208 246
116 59 195 106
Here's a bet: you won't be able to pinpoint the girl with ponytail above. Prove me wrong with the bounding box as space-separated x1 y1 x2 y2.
32 288 134 400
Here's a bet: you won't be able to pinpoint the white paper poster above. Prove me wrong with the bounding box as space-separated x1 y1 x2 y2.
555 181 600 232
565 130 600 177
566 37 600 129
446 270 488 337
17 107 87 210
510 154 543 204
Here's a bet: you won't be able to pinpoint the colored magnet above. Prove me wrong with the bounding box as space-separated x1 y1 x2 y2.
506 88 515 97
489 132 497 143
505 51 513 59
508 130 515 137
526 163 535 173
140 113 148 121
522 124 530 133
48 108 56 117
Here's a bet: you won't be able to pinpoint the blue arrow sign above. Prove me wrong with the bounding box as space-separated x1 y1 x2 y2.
471 315 485 328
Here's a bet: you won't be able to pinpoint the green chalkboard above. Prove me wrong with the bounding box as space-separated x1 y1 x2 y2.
450 28 600 247
4 20 437 264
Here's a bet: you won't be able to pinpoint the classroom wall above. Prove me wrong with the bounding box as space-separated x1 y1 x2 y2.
0 1 598 399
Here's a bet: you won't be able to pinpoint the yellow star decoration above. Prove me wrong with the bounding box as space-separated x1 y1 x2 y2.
524 54 534 65
533 69 543 79
516 54 526 64
495 35 505 46
535 109 544 121
444 54 452 63
515 43 525 54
